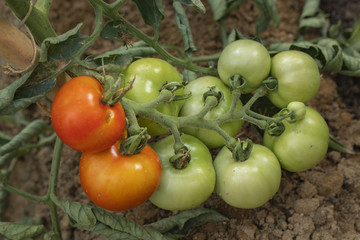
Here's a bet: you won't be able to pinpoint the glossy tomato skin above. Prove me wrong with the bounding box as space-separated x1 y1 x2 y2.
263 105 329 172
214 144 281 209
123 58 184 136
218 39 271 93
51 76 126 153
267 50 321 108
80 143 162 211
149 134 216 210
179 76 243 148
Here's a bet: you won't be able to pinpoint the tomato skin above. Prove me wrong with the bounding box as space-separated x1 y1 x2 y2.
263 105 329 172
149 134 216 210
79 144 162 211
51 76 126 153
123 58 184 136
214 144 281 209
218 39 271 93
179 76 243 148
267 50 321 108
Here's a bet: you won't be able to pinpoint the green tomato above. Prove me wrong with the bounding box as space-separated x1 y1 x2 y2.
149 134 216 210
123 58 184 136
214 144 281 209
267 50 321 108
263 104 329 172
179 76 243 148
218 39 271 93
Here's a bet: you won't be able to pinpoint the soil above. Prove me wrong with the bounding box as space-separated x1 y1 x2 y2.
1 0 360 239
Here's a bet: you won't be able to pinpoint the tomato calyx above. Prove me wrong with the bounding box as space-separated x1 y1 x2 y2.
169 145 191 169
101 75 135 106
230 139 253 162
203 86 224 106
266 120 285 136
228 74 246 92
263 76 278 92
160 82 191 102
120 128 150 156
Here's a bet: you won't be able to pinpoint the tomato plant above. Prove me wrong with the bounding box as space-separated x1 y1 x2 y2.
263 102 329 172
79 142 162 211
267 50 321 108
179 76 243 148
149 134 216 210
123 58 184 136
51 76 126 153
217 39 271 93
214 143 282 209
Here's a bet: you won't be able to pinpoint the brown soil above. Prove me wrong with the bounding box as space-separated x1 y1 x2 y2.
1 0 360 239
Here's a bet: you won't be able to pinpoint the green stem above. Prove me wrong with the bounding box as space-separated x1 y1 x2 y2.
4 0 57 43
219 19 228 47
1 184 47 202
47 137 64 239
88 0 217 75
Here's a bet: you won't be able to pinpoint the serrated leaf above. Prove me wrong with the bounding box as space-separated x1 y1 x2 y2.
298 0 327 33
61 200 97 229
252 0 280 34
179 0 206 13
0 119 47 156
147 208 228 239
0 71 32 111
40 24 86 62
0 222 45 240
208 0 244 21
101 21 133 42
226 29 246 45
173 1 197 54
88 222 140 240
131 0 164 36
92 207 170 240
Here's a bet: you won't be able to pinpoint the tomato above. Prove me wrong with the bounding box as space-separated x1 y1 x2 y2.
214 143 281 209
263 103 329 172
179 76 243 148
79 143 162 211
51 76 126 153
149 134 216 210
267 50 321 108
123 58 184 136
217 39 271 93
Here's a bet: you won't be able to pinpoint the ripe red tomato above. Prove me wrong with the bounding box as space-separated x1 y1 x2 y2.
51 76 126 153
79 143 162 211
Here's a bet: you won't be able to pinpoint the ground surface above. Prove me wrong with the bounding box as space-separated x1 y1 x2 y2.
1 0 360 239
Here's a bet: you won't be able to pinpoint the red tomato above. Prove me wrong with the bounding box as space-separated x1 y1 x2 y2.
51 76 126 153
79 143 162 211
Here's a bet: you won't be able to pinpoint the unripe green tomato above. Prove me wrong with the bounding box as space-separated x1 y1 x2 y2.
263 106 329 172
179 76 243 148
214 144 281 209
218 39 271 93
149 134 216 210
267 50 321 108
123 58 184 136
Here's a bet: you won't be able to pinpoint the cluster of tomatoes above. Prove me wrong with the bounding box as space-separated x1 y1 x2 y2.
51 39 329 211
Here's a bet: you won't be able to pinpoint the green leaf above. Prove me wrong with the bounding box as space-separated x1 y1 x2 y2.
207 0 244 21
40 23 87 62
0 222 45 240
329 135 354 154
298 0 327 34
61 200 97 229
131 0 165 37
347 18 360 51
252 0 280 34
179 0 206 13
0 71 32 112
147 208 228 239
92 207 170 240
173 1 197 54
101 20 133 42
0 119 47 156
226 29 246 45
